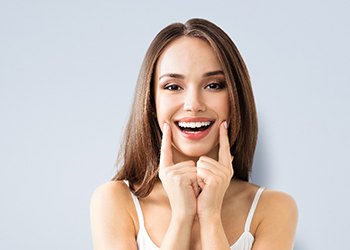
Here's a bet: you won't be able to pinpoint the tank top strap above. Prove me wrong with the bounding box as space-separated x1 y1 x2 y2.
244 187 265 232
123 180 145 226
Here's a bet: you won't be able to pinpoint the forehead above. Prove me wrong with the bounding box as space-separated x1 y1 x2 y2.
155 37 222 78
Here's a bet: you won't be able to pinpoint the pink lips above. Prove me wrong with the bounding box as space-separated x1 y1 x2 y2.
175 117 215 140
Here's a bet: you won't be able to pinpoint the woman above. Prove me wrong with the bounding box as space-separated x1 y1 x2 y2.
90 18 298 250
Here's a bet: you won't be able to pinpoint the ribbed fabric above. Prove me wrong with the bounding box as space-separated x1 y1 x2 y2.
124 180 264 250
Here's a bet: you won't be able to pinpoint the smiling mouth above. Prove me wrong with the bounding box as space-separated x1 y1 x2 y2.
176 121 214 133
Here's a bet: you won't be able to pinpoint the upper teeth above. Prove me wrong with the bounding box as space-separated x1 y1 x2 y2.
178 121 211 128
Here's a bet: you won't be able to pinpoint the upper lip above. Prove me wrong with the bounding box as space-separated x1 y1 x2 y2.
175 117 215 123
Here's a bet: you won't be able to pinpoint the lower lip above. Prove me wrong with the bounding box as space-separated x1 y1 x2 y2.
178 125 213 140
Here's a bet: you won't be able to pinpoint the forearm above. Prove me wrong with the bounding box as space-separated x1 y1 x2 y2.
199 214 230 250
160 215 194 250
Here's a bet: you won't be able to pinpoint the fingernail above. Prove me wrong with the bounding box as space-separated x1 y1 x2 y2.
163 123 168 131
223 121 228 129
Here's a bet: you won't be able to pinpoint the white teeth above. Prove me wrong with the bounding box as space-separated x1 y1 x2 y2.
178 121 211 128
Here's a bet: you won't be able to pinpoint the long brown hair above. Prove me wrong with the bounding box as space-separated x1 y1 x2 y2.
112 18 258 198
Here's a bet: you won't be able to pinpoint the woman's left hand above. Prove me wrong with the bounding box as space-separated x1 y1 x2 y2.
196 121 234 218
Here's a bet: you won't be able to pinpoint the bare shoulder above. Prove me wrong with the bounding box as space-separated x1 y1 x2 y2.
91 180 132 207
90 181 138 250
259 189 298 215
90 181 136 221
253 188 298 250
258 189 298 227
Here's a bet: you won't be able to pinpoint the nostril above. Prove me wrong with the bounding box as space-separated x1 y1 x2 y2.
183 100 206 112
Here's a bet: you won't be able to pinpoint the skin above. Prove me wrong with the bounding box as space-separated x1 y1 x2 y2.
90 37 298 250
155 37 234 249
154 36 229 163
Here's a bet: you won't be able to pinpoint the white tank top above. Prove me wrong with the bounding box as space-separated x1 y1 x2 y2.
125 181 264 250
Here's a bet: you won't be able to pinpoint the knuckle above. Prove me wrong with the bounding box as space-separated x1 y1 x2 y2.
229 168 234 177
172 174 184 184
210 177 221 186
224 167 233 176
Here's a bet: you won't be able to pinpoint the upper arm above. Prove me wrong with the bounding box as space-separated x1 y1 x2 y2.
90 181 138 250
252 190 298 250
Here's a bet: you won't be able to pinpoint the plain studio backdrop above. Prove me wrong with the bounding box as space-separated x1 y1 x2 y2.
1 1 349 249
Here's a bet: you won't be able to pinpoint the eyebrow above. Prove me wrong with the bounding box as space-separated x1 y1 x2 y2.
158 70 224 80
203 70 224 77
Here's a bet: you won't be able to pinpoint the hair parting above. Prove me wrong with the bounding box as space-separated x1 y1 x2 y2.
112 18 258 198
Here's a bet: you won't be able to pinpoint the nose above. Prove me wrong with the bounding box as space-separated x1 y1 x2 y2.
183 87 206 112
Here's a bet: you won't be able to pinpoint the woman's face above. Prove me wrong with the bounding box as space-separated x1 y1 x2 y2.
154 37 229 162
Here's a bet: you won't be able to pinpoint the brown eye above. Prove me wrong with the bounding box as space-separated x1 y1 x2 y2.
206 82 225 90
164 84 182 91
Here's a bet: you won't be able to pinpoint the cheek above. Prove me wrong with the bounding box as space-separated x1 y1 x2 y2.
221 102 230 120
222 93 230 119
155 95 179 123
210 94 230 120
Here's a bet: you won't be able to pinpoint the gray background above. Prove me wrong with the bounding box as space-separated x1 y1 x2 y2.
1 0 349 249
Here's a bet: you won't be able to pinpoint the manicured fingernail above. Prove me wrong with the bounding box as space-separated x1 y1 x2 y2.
223 121 228 129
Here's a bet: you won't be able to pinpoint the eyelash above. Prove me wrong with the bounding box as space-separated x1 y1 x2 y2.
163 81 226 91
205 82 226 90
164 84 182 91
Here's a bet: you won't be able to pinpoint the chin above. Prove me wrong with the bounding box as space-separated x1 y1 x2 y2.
175 144 217 159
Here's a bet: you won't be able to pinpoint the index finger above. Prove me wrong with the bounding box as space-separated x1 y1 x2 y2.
218 121 232 167
159 123 174 168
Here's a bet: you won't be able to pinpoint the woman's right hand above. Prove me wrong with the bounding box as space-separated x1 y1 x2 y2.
158 123 199 219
